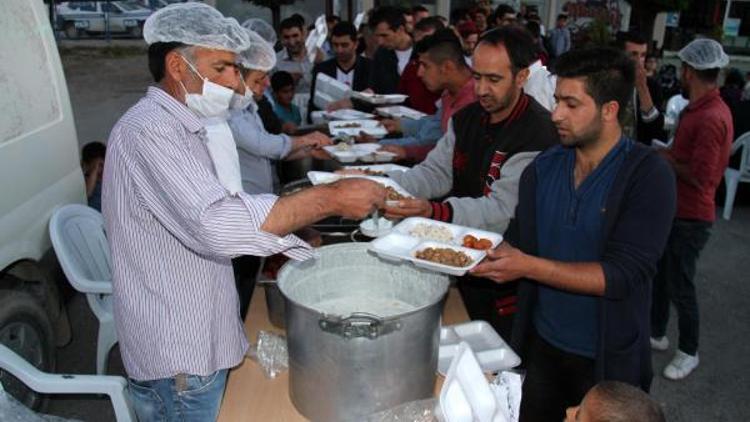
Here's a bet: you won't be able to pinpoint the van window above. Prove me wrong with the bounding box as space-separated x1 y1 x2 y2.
0 3 62 145
71 2 97 12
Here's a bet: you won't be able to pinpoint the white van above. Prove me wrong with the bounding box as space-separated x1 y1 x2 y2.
0 0 86 409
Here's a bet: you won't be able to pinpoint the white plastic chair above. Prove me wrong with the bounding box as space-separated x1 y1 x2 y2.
49 205 116 375
0 344 135 421
723 132 750 220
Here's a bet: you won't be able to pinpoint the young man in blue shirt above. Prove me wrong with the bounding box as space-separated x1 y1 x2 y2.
471 48 676 421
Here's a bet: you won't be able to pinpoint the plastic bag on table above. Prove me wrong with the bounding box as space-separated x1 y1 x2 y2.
0 389 82 422
366 398 438 422
489 370 525 422
246 330 288 379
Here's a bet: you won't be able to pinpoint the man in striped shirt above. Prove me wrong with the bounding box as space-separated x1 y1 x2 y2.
102 4 385 420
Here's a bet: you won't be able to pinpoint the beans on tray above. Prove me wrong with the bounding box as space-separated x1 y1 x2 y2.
415 247 473 267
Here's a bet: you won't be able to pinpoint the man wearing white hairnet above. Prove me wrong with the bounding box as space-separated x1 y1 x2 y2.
230 23 332 195
102 4 385 420
650 38 733 381
228 25 333 320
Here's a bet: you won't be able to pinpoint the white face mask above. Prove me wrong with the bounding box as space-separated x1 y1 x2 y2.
229 80 254 111
179 56 234 119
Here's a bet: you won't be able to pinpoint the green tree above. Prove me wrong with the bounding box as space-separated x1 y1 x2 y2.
626 0 691 41
246 0 296 29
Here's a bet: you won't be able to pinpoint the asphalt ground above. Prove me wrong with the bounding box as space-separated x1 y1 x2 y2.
36 44 750 421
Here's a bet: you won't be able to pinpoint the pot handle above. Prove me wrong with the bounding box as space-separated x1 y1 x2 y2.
318 312 401 339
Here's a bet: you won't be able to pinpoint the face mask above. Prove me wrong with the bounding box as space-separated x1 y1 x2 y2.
179 56 234 119
229 80 254 111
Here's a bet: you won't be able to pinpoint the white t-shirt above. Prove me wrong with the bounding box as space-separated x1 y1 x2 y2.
395 47 412 75
525 60 557 112
336 66 354 87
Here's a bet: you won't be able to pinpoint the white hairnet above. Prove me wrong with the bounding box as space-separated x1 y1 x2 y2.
242 18 277 46
237 29 277 72
144 3 251 53
677 38 729 70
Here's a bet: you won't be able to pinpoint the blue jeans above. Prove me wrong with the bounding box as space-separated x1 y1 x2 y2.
128 369 228 422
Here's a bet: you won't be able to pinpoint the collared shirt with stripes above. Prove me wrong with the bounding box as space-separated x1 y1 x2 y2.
102 86 312 381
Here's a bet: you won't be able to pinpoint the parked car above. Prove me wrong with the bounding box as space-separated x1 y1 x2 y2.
138 0 191 10
56 1 153 39
1 0 87 410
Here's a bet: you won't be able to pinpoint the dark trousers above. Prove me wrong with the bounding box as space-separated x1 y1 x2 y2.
457 277 516 341
232 255 261 320
651 219 712 355
519 330 596 422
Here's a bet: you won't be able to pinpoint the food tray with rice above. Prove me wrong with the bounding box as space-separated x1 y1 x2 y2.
368 217 503 276
306 172 413 207
350 91 408 105
328 119 388 138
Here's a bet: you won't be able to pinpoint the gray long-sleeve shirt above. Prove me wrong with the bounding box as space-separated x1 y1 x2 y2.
387 119 541 234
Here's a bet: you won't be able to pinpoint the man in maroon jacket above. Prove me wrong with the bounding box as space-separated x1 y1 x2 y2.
650 38 733 380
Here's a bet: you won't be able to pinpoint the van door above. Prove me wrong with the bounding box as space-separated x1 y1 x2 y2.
0 1 86 277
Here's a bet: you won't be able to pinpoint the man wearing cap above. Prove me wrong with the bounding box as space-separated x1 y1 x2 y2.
650 38 733 380
102 4 385 420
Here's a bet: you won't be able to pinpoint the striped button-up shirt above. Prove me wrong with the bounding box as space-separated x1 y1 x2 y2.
102 87 312 381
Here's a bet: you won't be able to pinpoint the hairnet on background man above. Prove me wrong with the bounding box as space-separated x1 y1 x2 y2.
237 28 278 72
677 38 729 70
143 2 251 53
242 18 278 47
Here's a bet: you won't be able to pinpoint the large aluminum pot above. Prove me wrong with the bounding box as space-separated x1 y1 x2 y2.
277 243 450 422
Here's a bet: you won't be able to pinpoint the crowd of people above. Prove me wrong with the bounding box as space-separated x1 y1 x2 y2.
96 2 735 421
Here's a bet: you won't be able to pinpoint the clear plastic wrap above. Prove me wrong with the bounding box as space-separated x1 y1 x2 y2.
246 331 288 379
490 370 525 422
366 398 438 422
0 390 82 422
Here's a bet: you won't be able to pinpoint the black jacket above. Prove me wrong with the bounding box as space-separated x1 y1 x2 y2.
508 141 676 391
368 47 403 95
256 96 282 135
635 78 666 145
308 55 372 121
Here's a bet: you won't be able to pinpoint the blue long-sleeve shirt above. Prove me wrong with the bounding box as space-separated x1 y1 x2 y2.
228 100 292 194
533 139 630 358
379 107 443 147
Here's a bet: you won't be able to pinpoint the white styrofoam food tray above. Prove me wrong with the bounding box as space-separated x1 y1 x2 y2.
369 234 484 276
344 164 409 174
368 217 502 276
324 109 375 120
440 342 499 422
438 321 521 376
322 143 381 163
358 150 398 163
328 120 388 138
393 217 503 249
376 105 428 120
306 172 413 204
351 91 408 104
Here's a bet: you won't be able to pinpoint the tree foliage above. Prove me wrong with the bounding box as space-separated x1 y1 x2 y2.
624 0 691 12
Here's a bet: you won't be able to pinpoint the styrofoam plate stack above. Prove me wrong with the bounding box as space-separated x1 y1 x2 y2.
438 321 521 376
